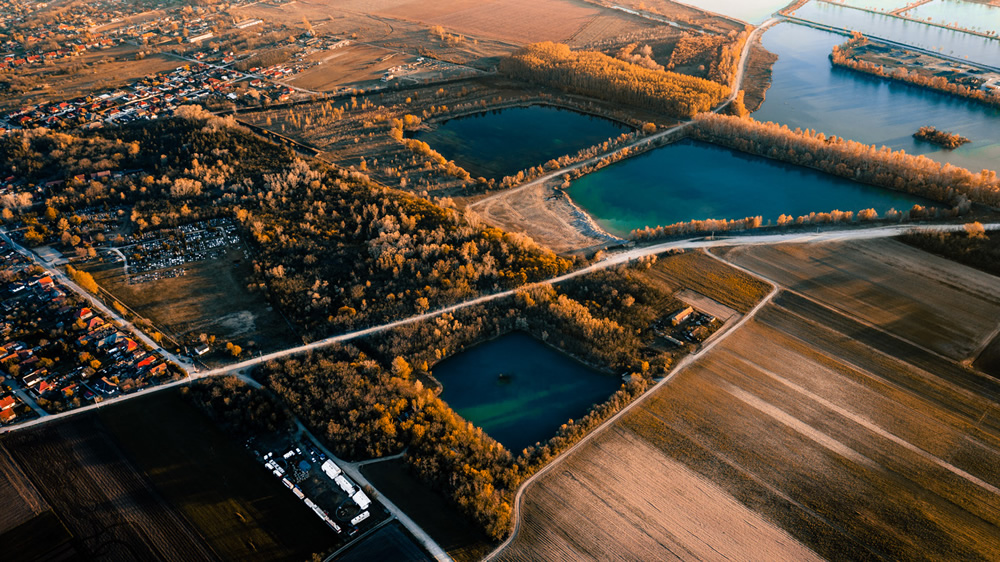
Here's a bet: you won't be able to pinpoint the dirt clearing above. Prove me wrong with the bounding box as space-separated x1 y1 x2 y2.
87 247 298 354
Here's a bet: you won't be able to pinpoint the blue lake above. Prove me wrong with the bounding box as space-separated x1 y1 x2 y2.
567 139 928 236
413 105 630 180
755 22 1000 173
433 332 621 454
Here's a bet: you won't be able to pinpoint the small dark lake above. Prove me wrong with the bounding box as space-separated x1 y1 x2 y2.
412 105 630 180
433 332 621 454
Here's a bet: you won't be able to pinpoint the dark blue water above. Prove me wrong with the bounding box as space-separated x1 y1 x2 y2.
433 332 621 454
755 22 1000 173
413 105 630 179
568 139 929 235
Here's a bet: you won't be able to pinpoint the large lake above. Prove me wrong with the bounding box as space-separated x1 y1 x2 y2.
433 332 620 454
567 139 927 235
413 105 629 180
904 0 1000 35
754 22 1000 173
790 1 1000 66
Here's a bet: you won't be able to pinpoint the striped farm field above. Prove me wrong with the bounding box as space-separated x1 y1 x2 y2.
498 240 1000 560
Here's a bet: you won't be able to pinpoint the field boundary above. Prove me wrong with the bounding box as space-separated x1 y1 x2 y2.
483 250 779 560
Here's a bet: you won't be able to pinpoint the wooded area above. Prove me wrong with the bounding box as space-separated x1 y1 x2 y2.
500 42 730 117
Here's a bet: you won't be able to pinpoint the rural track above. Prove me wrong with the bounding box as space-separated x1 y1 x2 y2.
480 250 781 561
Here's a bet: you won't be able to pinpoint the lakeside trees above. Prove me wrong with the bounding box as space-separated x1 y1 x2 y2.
634 113 1000 240
691 114 1000 207
500 42 730 118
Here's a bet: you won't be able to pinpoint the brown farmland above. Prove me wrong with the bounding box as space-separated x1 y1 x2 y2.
498 242 1000 560
717 239 1000 360
1 415 216 561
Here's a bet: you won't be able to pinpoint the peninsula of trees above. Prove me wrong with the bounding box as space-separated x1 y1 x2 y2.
914 126 970 149
830 34 1000 109
499 42 730 118
690 114 999 207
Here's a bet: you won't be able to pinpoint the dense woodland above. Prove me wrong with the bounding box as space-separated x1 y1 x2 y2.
500 42 730 118
830 34 1000 109
184 376 294 436
0 108 573 338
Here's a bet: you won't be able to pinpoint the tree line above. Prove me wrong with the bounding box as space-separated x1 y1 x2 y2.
691 113 1000 207
633 113 1000 240
499 42 730 118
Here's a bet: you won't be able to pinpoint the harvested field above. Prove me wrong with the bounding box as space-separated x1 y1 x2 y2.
500 292 1000 560
290 43 415 91
361 459 493 562
335 521 432 561
976 333 1000 378
242 0 658 47
0 444 47 535
88 247 298 355
717 239 1000 361
100 391 337 561
674 288 738 320
498 422 821 561
647 249 772 313
1 414 216 561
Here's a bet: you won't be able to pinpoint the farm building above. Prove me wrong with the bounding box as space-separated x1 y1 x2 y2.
668 306 695 326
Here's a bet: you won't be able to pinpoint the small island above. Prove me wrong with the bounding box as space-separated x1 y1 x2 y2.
913 126 971 150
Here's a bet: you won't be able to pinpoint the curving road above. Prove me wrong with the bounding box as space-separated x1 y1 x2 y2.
482 250 781 561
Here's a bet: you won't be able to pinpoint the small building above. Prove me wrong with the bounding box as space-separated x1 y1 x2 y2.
0 395 15 410
194 344 210 356
0 408 15 424
352 490 371 510
321 459 342 479
668 306 694 326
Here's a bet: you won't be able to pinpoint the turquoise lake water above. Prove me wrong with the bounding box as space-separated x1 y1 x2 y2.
828 0 909 11
567 139 927 235
413 105 629 180
433 332 620 453
754 22 1000 173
